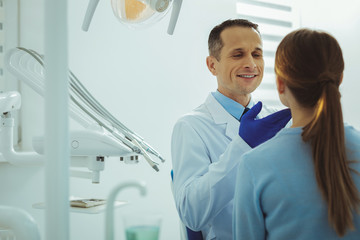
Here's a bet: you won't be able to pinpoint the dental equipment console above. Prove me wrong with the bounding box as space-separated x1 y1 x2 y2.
1 47 165 183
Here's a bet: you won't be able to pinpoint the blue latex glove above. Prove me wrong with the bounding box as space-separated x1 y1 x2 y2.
239 101 292 148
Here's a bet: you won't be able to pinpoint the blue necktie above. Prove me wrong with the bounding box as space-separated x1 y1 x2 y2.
240 107 250 121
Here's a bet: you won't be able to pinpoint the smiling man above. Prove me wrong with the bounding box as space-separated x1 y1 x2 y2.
207 21 264 108
171 19 287 240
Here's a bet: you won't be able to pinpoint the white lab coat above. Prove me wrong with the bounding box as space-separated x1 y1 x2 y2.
171 93 277 240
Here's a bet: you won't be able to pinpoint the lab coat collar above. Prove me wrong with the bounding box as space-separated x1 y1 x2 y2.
205 93 240 140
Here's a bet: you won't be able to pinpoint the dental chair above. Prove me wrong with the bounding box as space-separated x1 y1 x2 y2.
170 170 204 240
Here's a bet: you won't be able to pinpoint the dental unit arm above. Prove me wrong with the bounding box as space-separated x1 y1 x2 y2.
0 91 21 114
1 47 165 182
0 91 44 166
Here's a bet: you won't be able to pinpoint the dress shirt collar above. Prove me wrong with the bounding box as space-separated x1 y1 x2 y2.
211 90 255 120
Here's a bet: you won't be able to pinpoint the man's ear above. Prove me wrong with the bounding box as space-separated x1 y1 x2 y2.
276 76 285 94
206 56 217 76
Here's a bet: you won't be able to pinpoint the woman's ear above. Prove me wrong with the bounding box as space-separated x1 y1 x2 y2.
276 76 285 94
276 75 290 107
340 72 343 85
206 56 217 76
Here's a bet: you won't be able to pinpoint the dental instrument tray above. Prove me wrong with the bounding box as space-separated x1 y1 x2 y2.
70 198 106 208
4 47 164 172
32 197 127 214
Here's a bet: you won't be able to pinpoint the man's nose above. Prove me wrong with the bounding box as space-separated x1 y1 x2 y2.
243 55 257 70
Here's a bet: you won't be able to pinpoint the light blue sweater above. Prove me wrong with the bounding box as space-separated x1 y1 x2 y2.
233 125 360 240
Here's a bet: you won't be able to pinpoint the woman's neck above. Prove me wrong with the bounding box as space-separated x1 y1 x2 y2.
290 105 315 128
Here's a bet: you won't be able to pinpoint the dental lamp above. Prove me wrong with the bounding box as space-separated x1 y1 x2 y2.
81 0 183 34
2 47 165 183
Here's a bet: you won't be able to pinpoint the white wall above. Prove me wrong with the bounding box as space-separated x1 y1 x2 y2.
1 0 360 239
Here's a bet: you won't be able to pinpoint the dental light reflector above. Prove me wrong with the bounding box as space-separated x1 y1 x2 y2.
122 0 147 20
111 0 171 27
82 0 182 34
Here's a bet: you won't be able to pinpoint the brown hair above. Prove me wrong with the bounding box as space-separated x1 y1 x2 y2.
208 19 260 60
275 28 360 236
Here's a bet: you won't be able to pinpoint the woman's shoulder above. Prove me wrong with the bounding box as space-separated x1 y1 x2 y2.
344 124 360 142
241 128 303 163
344 124 360 154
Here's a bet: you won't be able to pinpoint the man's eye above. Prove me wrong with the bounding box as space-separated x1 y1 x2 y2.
253 53 262 58
233 54 242 58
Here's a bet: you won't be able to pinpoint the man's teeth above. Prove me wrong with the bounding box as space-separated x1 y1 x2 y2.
238 75 256 78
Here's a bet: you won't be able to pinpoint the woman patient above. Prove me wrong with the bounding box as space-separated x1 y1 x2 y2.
232 28 360 239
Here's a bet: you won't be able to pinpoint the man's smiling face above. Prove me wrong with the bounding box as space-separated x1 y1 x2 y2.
212 26 264 102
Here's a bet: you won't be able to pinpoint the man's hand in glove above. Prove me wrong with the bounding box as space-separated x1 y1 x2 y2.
239 101 292 148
